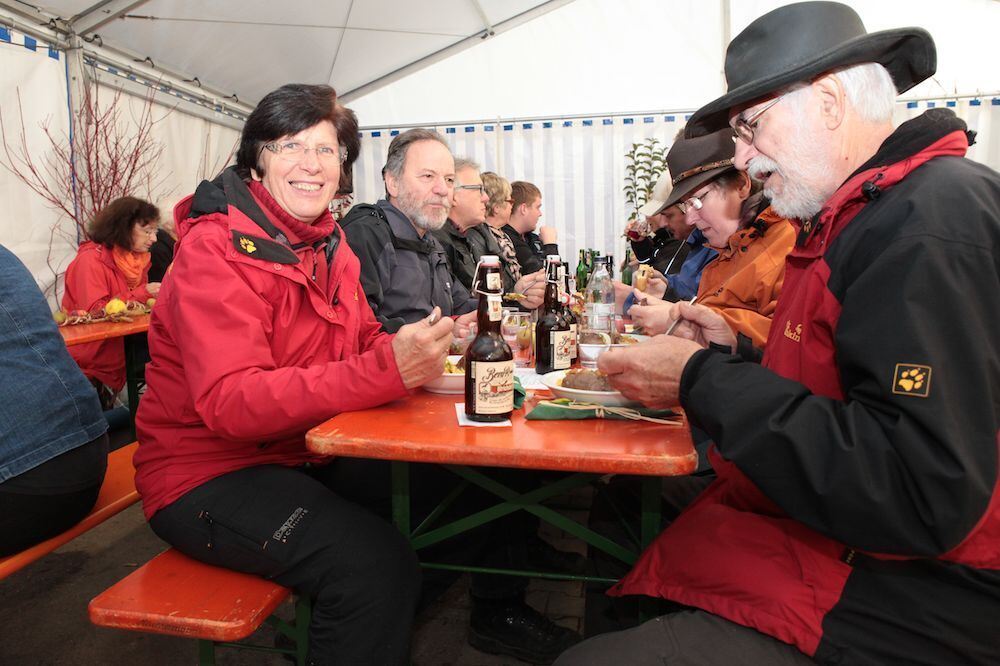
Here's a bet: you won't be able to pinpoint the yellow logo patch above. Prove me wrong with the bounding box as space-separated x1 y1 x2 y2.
239 237 257 254
783 320 802 343
892 363 931 398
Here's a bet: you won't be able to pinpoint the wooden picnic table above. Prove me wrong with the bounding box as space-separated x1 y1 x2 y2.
307 389 696 577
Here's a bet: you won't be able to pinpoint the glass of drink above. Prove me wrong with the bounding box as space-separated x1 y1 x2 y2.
501 310 533 367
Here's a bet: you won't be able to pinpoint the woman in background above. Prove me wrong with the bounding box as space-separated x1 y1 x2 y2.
63 196 161 405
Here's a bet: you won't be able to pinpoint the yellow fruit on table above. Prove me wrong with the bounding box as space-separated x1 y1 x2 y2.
53 309 68 324
516 324 533 350
146 298 157 308
104 298 127 316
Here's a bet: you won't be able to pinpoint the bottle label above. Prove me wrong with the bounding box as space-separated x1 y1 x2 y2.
550 330 572 369
569 323 578 358
486 273 501 291
487 294 503 321
470 360 515 414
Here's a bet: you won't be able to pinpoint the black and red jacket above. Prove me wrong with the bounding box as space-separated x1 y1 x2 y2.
613 109 1000 664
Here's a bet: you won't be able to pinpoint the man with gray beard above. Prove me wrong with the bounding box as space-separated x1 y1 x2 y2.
342 128 477 333
559 2 1000 665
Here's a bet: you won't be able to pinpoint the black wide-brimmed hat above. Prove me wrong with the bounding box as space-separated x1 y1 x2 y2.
661 129 736 208
686 1 936 136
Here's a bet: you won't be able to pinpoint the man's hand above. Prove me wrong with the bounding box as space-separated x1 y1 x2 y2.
670 302 736 349
598 335 704 409
392 307 455 389
538 226 558 245
513 270 545 309
452 311 478 340
146 282 161 296
644 270 668 299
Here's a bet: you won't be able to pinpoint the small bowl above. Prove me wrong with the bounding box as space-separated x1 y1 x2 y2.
422 355 465 394
578 334 649 367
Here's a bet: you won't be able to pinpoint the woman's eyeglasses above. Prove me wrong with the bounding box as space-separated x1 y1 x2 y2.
262 141 348 164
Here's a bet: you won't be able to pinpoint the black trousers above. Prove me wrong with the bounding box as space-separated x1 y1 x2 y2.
150 464 421 666
0 433 109 557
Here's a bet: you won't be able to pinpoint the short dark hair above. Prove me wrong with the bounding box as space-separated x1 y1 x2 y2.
235 83 360 194
88 196 159 249
382 128 450 182
510 181 541 213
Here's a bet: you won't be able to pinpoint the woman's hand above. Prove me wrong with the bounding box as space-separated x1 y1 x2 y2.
627 294 673 335
146 282 161 296
392 307 455 389
670 302 737 349
644 270 668 299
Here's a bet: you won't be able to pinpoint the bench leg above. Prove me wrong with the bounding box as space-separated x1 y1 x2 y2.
197 639 216 665
294 595 311 665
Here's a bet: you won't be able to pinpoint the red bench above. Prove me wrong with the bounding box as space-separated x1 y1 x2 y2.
0 441 140 580
88 548 309 665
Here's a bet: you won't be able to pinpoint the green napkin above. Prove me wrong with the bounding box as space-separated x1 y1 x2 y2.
526 398 678 423
513 375 526 410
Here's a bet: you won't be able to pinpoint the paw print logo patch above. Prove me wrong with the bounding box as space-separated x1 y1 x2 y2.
892 363 931 398
239 237 257 254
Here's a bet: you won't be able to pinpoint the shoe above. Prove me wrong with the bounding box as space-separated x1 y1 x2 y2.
469 598 582 665
524 535 589 576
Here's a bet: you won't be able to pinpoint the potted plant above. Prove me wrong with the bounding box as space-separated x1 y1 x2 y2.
623 137 666 228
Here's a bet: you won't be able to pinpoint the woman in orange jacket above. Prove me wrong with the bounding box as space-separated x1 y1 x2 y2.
62 197 161 403
630 129 795 348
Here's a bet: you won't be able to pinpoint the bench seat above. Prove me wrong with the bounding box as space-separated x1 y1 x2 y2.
0 441 140 580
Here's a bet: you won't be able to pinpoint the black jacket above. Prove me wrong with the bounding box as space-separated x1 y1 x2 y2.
502 225 558 273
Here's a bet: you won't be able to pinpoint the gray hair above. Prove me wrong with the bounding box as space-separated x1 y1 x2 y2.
454 157 480 175
382 128 451 181
783 62 896 123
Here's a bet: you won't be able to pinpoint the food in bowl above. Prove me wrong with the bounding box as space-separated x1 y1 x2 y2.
561 368 614 392
443 356 465 374
578 331 637 345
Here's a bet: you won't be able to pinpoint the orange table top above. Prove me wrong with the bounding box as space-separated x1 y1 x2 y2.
306 390 696 477
59 314 150 346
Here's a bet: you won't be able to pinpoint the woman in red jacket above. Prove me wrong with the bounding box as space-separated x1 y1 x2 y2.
63 197 161 404
133 84 454 665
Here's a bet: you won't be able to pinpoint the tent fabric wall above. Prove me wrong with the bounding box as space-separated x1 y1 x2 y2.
353 99 1000 269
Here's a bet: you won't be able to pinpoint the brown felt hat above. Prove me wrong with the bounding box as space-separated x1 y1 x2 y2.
661 129 736 208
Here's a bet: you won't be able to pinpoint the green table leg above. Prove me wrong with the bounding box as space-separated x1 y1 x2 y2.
639 475 663 622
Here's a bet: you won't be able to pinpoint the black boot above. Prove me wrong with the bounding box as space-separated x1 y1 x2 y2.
523 534 589 576
469 597 582 665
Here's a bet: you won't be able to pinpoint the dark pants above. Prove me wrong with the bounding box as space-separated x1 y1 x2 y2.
554 611 815 665
0 433 109 557
150 464 421 666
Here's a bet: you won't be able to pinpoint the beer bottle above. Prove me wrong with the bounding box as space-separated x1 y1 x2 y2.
560 262 578 362
535 255 572 375
465 256 515 422
620 248 634 286
575 249 588 292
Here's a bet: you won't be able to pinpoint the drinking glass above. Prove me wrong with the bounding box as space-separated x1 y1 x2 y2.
501 310 533 367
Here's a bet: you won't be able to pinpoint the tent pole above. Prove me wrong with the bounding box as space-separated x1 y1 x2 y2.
720 0 730 94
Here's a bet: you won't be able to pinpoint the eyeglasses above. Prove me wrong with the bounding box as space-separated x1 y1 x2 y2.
676 188 714 215
262 141 348 164
731 95 783 145
455 184 486 195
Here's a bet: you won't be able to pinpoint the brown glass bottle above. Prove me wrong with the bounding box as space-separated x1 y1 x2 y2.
465 256 515 422
560 261 578 362
535 255 572 375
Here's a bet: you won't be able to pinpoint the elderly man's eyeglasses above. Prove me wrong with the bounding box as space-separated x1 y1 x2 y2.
455 184 486 195
731 96 783 145
263 141 348 164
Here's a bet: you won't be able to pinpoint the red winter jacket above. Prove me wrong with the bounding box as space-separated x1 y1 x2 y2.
613 110 1000 664
133 171 408 518
62 241 153 390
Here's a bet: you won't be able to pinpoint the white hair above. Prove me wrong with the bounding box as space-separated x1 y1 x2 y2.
782 62 896 123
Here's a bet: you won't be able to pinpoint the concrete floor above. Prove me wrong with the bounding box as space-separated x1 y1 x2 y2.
0 497 591 665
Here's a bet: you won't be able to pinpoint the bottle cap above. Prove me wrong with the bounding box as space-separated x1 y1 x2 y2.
546 254 562 263
479 255 500 266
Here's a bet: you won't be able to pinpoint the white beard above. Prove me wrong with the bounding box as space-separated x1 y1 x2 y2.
395 187 450 231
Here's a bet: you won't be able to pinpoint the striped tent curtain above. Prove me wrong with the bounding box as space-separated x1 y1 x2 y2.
351 98 1000 270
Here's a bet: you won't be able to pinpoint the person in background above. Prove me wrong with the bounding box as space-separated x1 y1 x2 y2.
147 220 175 283
475 171 529 295
435 159 544 309
0 244 109 557
503 180 558 273
133 84 453 665
629 129 795 348
560 2 999 664
626 171 691 276
62 196 161 406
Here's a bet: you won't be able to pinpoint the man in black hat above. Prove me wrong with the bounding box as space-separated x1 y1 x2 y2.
558 2 1000 664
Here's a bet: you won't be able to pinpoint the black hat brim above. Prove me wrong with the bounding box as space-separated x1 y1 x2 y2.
686 28 936 137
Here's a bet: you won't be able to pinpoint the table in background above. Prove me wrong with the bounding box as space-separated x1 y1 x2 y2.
307 390 696 582
60 315 150 438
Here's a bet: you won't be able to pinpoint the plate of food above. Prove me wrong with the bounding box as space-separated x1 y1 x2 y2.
422 355 465 394
540 369 640 407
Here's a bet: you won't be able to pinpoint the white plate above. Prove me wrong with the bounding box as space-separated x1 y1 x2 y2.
540 370 640 408
422 355 465 395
